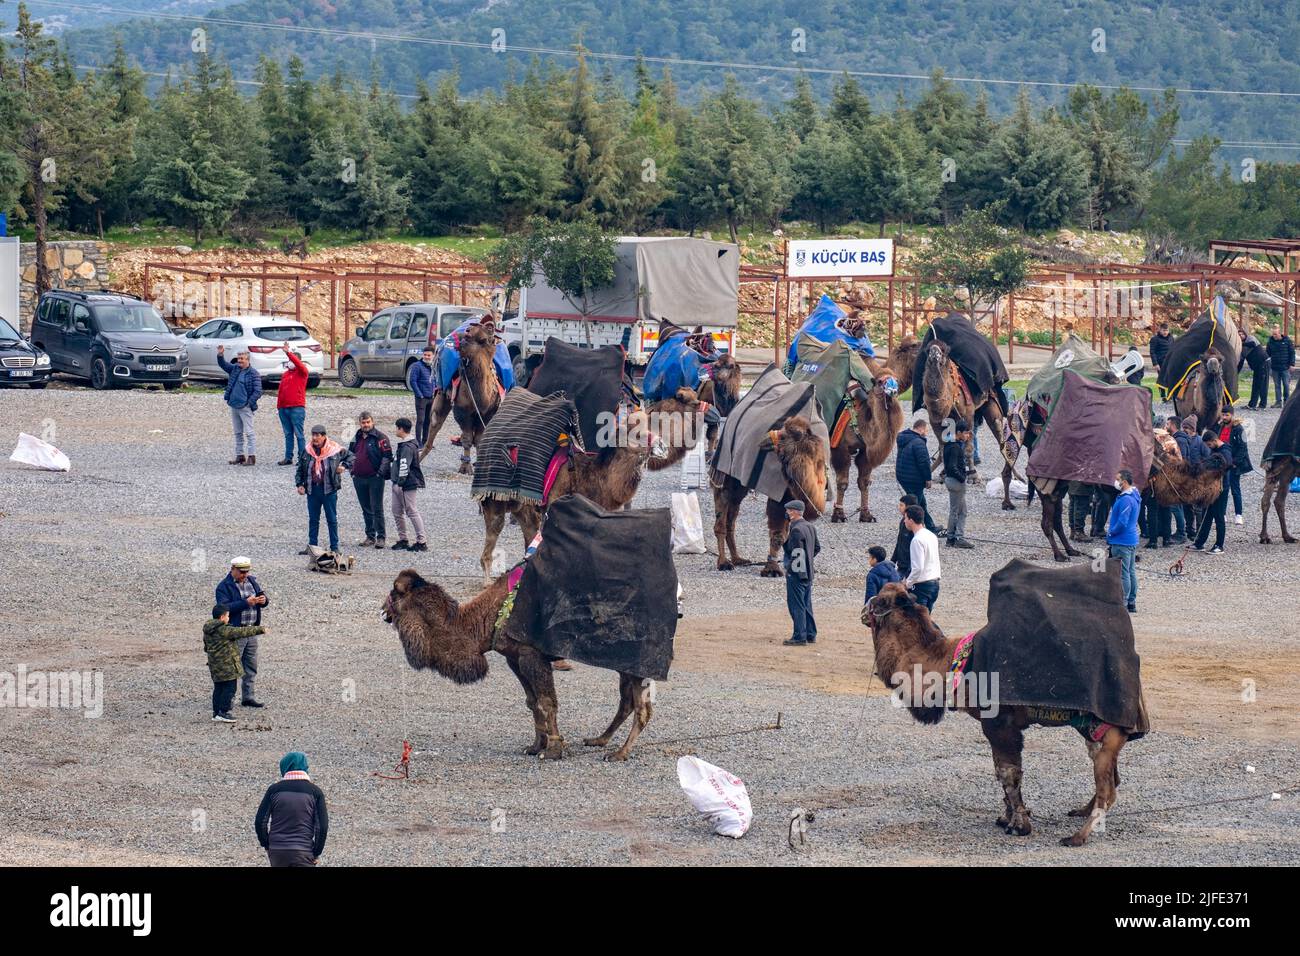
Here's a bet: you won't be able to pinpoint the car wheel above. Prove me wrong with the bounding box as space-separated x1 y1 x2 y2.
338 357 363 388
164 382 182 391
404 361 420 392
91 357 113 390
306 377 321 390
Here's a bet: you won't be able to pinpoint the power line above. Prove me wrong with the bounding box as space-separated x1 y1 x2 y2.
30 0 1300 102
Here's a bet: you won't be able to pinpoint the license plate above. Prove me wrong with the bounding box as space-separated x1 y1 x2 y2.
146 364 169 372
10 370 32 377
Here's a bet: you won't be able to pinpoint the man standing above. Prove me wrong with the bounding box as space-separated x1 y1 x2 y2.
255 752 329 868
348 411 392 548
215 557 268 708
903 504 941 611
1266 325 1295 407
781 500 820 647
890 494 919 577
275 343 310 466
389 417 428 552
1239 333 1269 409
941 419 975 548
1149 321 1175 401
1191 432 1235 555
411 347 436 447
895 412 938 532
217 346 263 465
296 425 354 554
1107 470 1141 613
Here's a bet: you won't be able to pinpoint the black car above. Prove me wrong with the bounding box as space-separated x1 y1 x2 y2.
0 315 52 388
31 290 190 390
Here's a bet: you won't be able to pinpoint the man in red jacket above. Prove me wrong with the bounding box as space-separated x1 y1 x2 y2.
276 344 310 466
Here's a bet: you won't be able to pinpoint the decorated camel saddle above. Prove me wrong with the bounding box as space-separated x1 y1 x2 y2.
789 334 894 451
435 316 515 395
471 388 581 505
965 559 1151 737
498 494 678 679
909 312 1010 416
1157 296 1240 404
785 293 877 370
642 319 720 403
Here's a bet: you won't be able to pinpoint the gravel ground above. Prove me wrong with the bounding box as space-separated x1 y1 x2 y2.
1 380 1298 865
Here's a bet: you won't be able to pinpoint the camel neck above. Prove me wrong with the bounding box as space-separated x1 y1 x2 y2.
461 575 511 654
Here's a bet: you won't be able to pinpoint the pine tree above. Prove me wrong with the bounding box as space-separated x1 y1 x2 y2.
555 53 624 228
994 93 1090 231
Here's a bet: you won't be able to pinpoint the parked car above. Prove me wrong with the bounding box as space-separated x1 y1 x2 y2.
31 291 189 390
337 302 488 389
0 315 52 388
175 315 325 387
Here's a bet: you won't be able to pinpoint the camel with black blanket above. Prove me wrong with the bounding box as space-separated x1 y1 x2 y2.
1258 389 1300 544
383 495 677 761
419 321 502 474
863 559 1149 846
1158 296 1240 429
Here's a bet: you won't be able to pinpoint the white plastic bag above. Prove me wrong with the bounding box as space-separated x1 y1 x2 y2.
670 492 706 554
9 433 70 472
677 755 752 838
986 476 1029 500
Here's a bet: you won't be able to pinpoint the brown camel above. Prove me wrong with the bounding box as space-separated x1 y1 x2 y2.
477 389 705 576
919 339 1015 510
419 322 502 474
711 415 828 576
1145 427 1231 514
875 336 921 396
864 582 1137 847
697 352 742 454
1259 456 1298 544
830 371 904 522
1172 353 1229 432
383 570 653 761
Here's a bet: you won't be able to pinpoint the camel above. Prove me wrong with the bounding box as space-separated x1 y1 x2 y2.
477 389 705 577
1172 353 1229 434
383 570 653 761
1259 456 1298 544
918 339 1016 510
873 336 921 396
830 371 904 523
864 582 1138 847
711 415 829 576
696 352 742 454
419 322 502 474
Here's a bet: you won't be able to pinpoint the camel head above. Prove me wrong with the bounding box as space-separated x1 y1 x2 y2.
645 387 708 471
383 569 490 685
458 322 497 367
921 340 953 408
772 415 828 518
705 353 742 416
863 583 949 726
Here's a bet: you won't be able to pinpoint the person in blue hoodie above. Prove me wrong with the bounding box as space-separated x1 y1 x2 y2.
1107 470 1141 614
864 545 901 602
410 347 436 446
895 412 938 532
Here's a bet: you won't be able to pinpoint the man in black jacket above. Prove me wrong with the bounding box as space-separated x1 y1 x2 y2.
781 501 820 647
389 417 427 552
895 412 938 531
890 494 919 577
1149 322 1175 401
348 411 393 548
1239 334 1270 409
255 752 328 867
941 419 975 548
1266 326 1296 407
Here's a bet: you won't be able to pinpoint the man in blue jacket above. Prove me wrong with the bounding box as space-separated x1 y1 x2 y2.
215 557 269 707
410 347 436 446
1107 470 1141 614
217 346 264 466
895 412 938 532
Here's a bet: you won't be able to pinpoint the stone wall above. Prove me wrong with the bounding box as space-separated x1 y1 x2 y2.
17 241 110 331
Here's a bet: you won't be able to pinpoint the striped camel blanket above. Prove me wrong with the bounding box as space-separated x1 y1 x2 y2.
471 388 578 503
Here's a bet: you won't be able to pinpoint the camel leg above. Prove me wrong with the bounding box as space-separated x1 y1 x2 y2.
480 505 507 580
713 488 737 570
981 403 1015 510
1062 728 1125 846
504 655 546 756
1040 494 1068 562
584 674 635 748
519 649 564 759
831 457 849 523
761 498 786 577
516 504 541 549
418 392 454 460
856 451 876 522
981 719 1031 836
608 676 653 762
457 423 478 475
1280 485 1296 543
1259 473 1277 544
725 497 750 566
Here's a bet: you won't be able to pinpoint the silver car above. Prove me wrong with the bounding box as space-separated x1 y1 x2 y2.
337 302 488 389
177 315 325 386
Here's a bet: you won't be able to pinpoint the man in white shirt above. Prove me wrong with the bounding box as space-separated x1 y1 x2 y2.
903 504 941 611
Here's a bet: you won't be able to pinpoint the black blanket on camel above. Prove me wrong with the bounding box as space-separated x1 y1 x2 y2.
502 494 678 680
968 558 1149 735
1262 388 1300 464
911 312 1010 415
527 337 627 455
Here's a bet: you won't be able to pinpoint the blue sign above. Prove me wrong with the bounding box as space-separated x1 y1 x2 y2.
0 213 7 237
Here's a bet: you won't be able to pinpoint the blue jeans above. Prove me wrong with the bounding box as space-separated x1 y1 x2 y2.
1273 368 1291 404
1227 468 1242 516
911 579 940 611
307 488 339 552
279 406 306 461
1109 544 1137 607
785 575 816 643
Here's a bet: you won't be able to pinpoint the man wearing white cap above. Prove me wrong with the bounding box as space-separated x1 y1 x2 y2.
215 557 269 707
